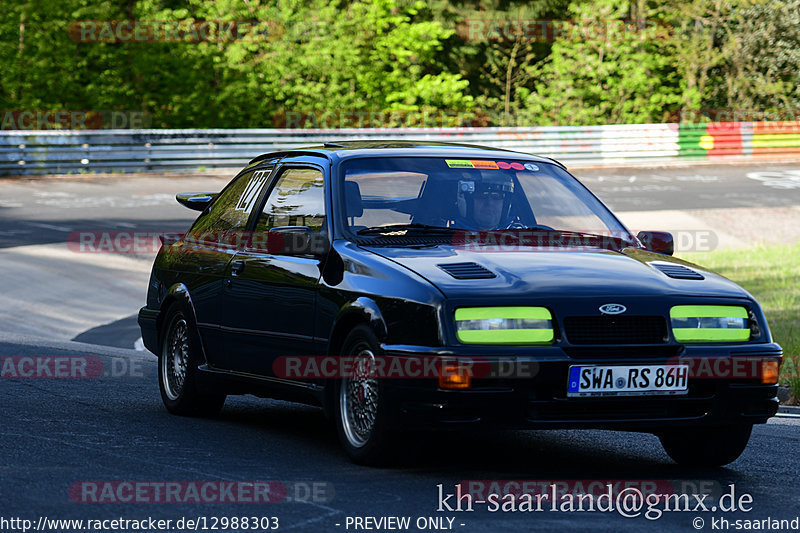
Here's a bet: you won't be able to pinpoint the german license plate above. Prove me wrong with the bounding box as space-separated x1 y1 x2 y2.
567 364 689 397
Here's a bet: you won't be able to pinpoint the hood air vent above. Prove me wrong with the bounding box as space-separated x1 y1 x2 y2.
437 262 496 280
650 262 704 280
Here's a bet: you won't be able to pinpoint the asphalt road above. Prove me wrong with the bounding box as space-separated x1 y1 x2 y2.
1 163 800 533
577 163 800 212
1 163 799 249
2 342 799 533
0 173 226 343
0 173 222 250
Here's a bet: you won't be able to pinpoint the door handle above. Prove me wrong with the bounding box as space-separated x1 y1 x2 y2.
231 260 245 276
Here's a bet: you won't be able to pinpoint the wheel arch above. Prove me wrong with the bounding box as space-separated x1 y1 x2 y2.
322 298 388 420
327 297 388 357
157 283 209 365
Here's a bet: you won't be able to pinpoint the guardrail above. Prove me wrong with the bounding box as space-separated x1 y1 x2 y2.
2 122 800 176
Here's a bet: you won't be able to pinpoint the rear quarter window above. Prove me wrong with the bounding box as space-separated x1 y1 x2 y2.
191 168 272 233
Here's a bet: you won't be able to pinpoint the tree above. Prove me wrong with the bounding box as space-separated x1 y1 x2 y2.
716 0 800 112
442 0 570 126
517 0 681 125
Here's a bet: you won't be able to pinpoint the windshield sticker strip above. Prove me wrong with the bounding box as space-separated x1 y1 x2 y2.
446 160 502 169
446 160 534 170
497 161 525 170
446 159 475 168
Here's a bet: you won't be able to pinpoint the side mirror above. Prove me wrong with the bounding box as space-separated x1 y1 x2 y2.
637 231 674 255
176 192 217 211
266 226 329 256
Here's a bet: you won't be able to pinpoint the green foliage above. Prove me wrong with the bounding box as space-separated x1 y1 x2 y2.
1 0 798 128
260 0 474 116
517 0 681 125
714 0 800 111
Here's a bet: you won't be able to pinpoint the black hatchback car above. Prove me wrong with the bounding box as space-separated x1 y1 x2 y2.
138 141 782 465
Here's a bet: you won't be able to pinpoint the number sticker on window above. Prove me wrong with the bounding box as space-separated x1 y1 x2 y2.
235 170 271 213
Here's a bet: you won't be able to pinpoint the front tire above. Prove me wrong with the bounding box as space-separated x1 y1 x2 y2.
659 424 753 467
159 306 225 417
335 325 394 465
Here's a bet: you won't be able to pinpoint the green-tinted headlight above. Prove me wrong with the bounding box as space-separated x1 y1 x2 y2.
670 305 750 342
455 307 554 344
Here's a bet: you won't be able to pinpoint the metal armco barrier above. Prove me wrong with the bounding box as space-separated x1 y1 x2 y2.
2 122 800 176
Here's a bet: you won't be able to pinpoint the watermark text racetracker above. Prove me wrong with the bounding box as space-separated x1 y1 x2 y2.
0 516 280 532
1 110 151 130
273 355 538 380
456 18 672 43
673 108 800 126
67 230 322 255
272 109 487 129
68 479 333 504
67 229 721 254
68 20 283 43
0 356 144 379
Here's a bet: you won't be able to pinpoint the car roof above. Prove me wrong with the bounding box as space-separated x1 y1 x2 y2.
246 140 565 169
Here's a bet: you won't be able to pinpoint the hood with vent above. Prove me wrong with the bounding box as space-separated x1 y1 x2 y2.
361 245 749 300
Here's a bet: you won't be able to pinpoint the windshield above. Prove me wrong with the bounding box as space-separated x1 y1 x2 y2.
340 157 632 241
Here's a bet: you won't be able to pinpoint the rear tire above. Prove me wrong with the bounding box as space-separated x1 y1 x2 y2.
659 424 753 467
158 305 225 417
334 325 394 465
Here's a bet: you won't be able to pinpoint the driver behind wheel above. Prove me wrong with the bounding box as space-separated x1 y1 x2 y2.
453 173 518 230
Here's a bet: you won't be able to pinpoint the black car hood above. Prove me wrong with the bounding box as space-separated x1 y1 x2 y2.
362 245 750 300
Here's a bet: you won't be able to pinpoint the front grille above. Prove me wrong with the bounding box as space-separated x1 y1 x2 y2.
563 345 682 359
564 316 668 345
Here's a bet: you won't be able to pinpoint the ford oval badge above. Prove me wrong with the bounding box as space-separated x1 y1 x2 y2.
599 304 626 315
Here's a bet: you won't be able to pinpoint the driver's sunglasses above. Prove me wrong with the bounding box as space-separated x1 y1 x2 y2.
475 191 506 201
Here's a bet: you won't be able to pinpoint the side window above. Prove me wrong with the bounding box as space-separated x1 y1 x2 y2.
192 168 272 234
255 168 326 233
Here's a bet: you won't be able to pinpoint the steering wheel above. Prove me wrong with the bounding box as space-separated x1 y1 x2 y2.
505 221 555 231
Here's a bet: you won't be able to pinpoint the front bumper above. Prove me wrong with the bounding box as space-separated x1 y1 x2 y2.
378 344 782 431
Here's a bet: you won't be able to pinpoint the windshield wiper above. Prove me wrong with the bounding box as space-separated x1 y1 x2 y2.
354 225 633 250
446 228 633 250
356 223 458 235
534 229 634 249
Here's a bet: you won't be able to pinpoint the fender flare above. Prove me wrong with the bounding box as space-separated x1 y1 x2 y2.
322 297 389 420
328 297 389 354
158 283 210 364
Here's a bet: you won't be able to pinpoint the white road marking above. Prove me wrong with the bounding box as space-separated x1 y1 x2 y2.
33 191 73 197
25 222 72 232
768 416 800 426
747 170 800 189
33 193 174 209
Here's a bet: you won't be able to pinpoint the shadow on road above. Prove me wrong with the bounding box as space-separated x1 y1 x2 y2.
200 397 754 486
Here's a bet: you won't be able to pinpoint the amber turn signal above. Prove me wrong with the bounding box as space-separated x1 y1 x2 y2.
761 360 780 385
439 365 472 390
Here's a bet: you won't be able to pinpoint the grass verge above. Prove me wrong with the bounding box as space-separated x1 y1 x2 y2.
680 243 800 401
